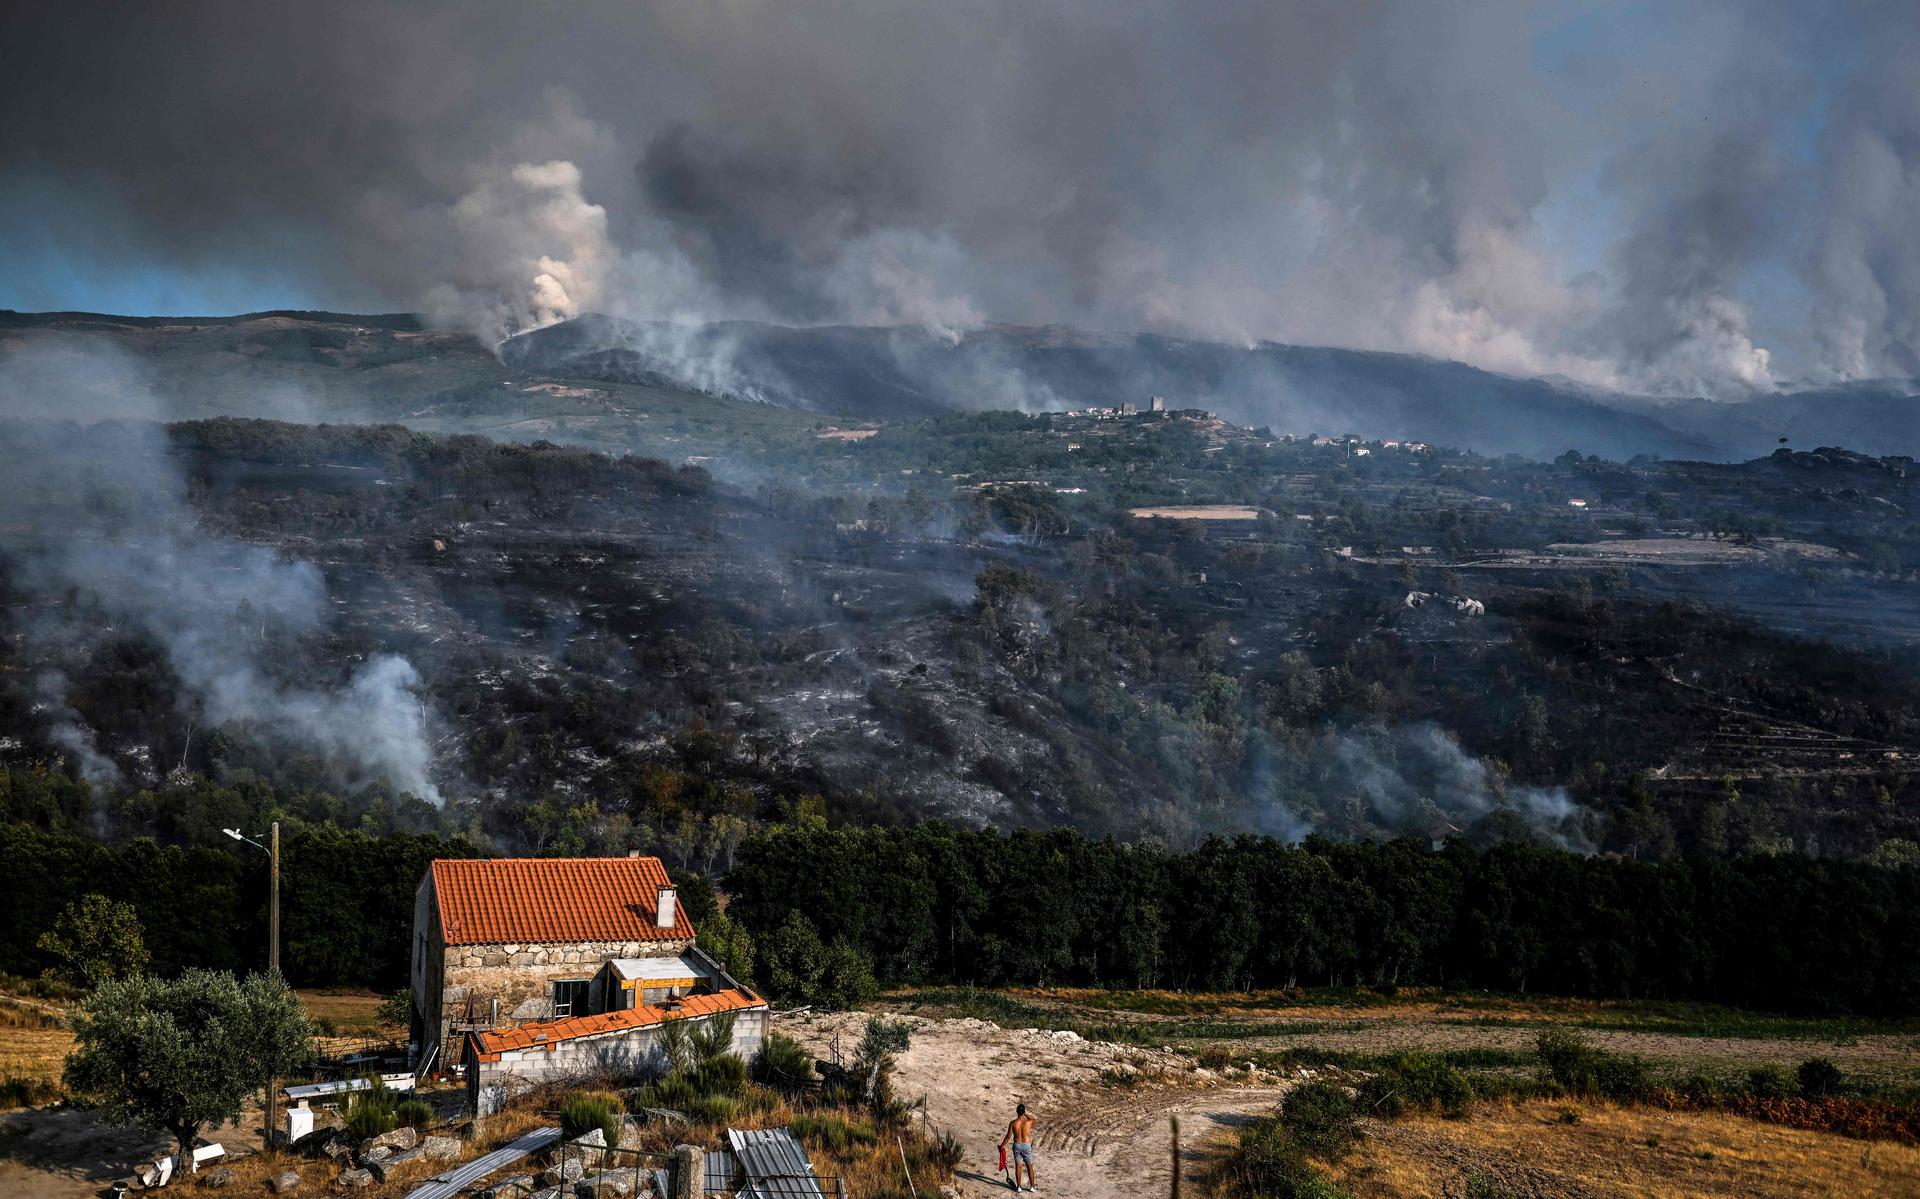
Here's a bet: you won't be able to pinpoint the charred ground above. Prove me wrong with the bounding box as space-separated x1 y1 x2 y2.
1 403 1917 863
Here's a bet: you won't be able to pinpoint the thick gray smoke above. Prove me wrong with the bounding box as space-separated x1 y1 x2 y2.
4 2 1917 394
0 343 443 801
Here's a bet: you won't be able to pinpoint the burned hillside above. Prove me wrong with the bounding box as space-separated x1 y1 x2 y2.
1 413 1918 862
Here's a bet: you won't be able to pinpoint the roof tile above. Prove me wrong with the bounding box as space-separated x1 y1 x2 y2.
430 857 695 946
472 987 766 1055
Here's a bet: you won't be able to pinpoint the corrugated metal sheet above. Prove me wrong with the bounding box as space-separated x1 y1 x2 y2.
706 1147 739 1193
729 1127 825 1199
402 1126 560 1199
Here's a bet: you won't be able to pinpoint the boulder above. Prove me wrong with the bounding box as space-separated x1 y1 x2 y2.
269 1170 302 1194
359 1145 392 1167
420 1135 462 1162
574 1171 637 1199
364 1125 418 1154
336 1168 374 1188
568 1127 608 1169
615 1118 648 1152
293 1126 342 1159
540 1157 586 1186
477 1173 537 1199
196 1166 238 1189
368 1148 424 1183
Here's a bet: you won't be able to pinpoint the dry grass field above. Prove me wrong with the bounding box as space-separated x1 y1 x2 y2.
1336 1099 1920 1198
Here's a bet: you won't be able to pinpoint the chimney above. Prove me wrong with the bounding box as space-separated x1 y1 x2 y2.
656 886 677 930
628 849 641 858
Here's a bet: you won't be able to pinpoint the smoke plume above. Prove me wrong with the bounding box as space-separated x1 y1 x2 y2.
4 2 1918 393
0 343 444 801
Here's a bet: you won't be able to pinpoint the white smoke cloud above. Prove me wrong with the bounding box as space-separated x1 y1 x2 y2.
419 159 611 346
0 343 446 801
1252 722 1591 851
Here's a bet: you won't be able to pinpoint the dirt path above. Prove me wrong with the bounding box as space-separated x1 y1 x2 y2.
785 1013 1295 1198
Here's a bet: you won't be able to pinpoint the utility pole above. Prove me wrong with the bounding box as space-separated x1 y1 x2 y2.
224 822 283 1152
267 820 280 1150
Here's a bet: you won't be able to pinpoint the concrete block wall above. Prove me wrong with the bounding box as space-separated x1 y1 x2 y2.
470 1008 767 1093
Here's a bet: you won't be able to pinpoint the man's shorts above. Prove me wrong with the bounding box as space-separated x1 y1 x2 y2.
1012 1142 1034 1166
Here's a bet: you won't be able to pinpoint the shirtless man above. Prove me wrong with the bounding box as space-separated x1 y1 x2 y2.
999 1102 1037 1192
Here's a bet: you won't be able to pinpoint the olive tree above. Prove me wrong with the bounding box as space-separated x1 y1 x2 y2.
64 969 311 1156
37 893 149 989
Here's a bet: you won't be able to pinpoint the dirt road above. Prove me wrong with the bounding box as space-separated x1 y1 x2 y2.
785 1013 1294 1198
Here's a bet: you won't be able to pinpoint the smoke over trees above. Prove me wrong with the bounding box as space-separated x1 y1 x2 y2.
5 2 1920 394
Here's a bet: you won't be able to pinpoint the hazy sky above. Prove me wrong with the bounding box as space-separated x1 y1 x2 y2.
3 1 1916 394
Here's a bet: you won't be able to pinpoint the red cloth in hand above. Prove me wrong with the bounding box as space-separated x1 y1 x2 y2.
999 1146 1007 1171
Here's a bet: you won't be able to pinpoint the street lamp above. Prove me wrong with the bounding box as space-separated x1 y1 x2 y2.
224 822 281 1150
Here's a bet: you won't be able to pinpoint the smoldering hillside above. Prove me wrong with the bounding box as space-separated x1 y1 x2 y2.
2 396 1918 861
8 309 1919 467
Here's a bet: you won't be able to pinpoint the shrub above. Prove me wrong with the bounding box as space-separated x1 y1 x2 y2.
1281 1082 1359 1159
394 1099 435 1130
696 1052 749 1098
631 1072 699 1112
1797 1058 1843 1099
0 1074 62 1110
1679 1073 1718 1103
1535 1030 1651 1101
342 1080 400 1140
685 1094 739 1124
559 1092 623 1147
1747 1065 1795 1100
791 1112 878 1153
1359 1052 1476 1118
375 989 411 1030
1215 1119 1352 1199
754 1032 816 1094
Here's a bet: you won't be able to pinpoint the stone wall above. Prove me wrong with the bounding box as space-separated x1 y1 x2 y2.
441 938 693 1034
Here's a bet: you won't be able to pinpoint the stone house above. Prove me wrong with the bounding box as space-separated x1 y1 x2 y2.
409 854 765 1082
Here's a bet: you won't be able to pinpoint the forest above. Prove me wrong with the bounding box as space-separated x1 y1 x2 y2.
2 803 1914 1017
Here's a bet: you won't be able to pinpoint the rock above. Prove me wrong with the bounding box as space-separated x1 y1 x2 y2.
616 1117 648 1151
540 1157 586 1186
365 1125 418 1154
368 1148 424 1183
269 1170 302 1193
575 1170 637 1198
196 1166 238 1189
528 1190 564 1199
337 1168 374 1188
359 1145 392 1166
293 1126 341 1159
477 1173 536 1198
420 1135 462 1161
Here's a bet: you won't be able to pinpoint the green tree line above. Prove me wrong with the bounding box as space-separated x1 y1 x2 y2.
4 814 1914 1015
725 823 1920 1015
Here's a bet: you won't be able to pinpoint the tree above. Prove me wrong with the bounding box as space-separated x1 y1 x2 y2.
38 894 149 989
760 912 826 1001
64 970 311 1157
696 908 757 987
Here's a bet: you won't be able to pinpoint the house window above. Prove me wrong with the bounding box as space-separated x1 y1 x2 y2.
552 979 589 1018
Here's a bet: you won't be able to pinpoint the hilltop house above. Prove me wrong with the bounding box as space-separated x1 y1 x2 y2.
409 854 765 1095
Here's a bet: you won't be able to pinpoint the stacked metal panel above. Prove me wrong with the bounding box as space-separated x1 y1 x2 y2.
727 1127 826 1198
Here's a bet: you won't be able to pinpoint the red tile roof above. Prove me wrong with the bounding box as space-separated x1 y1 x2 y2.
430 857 695 946
469 987 766 1059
